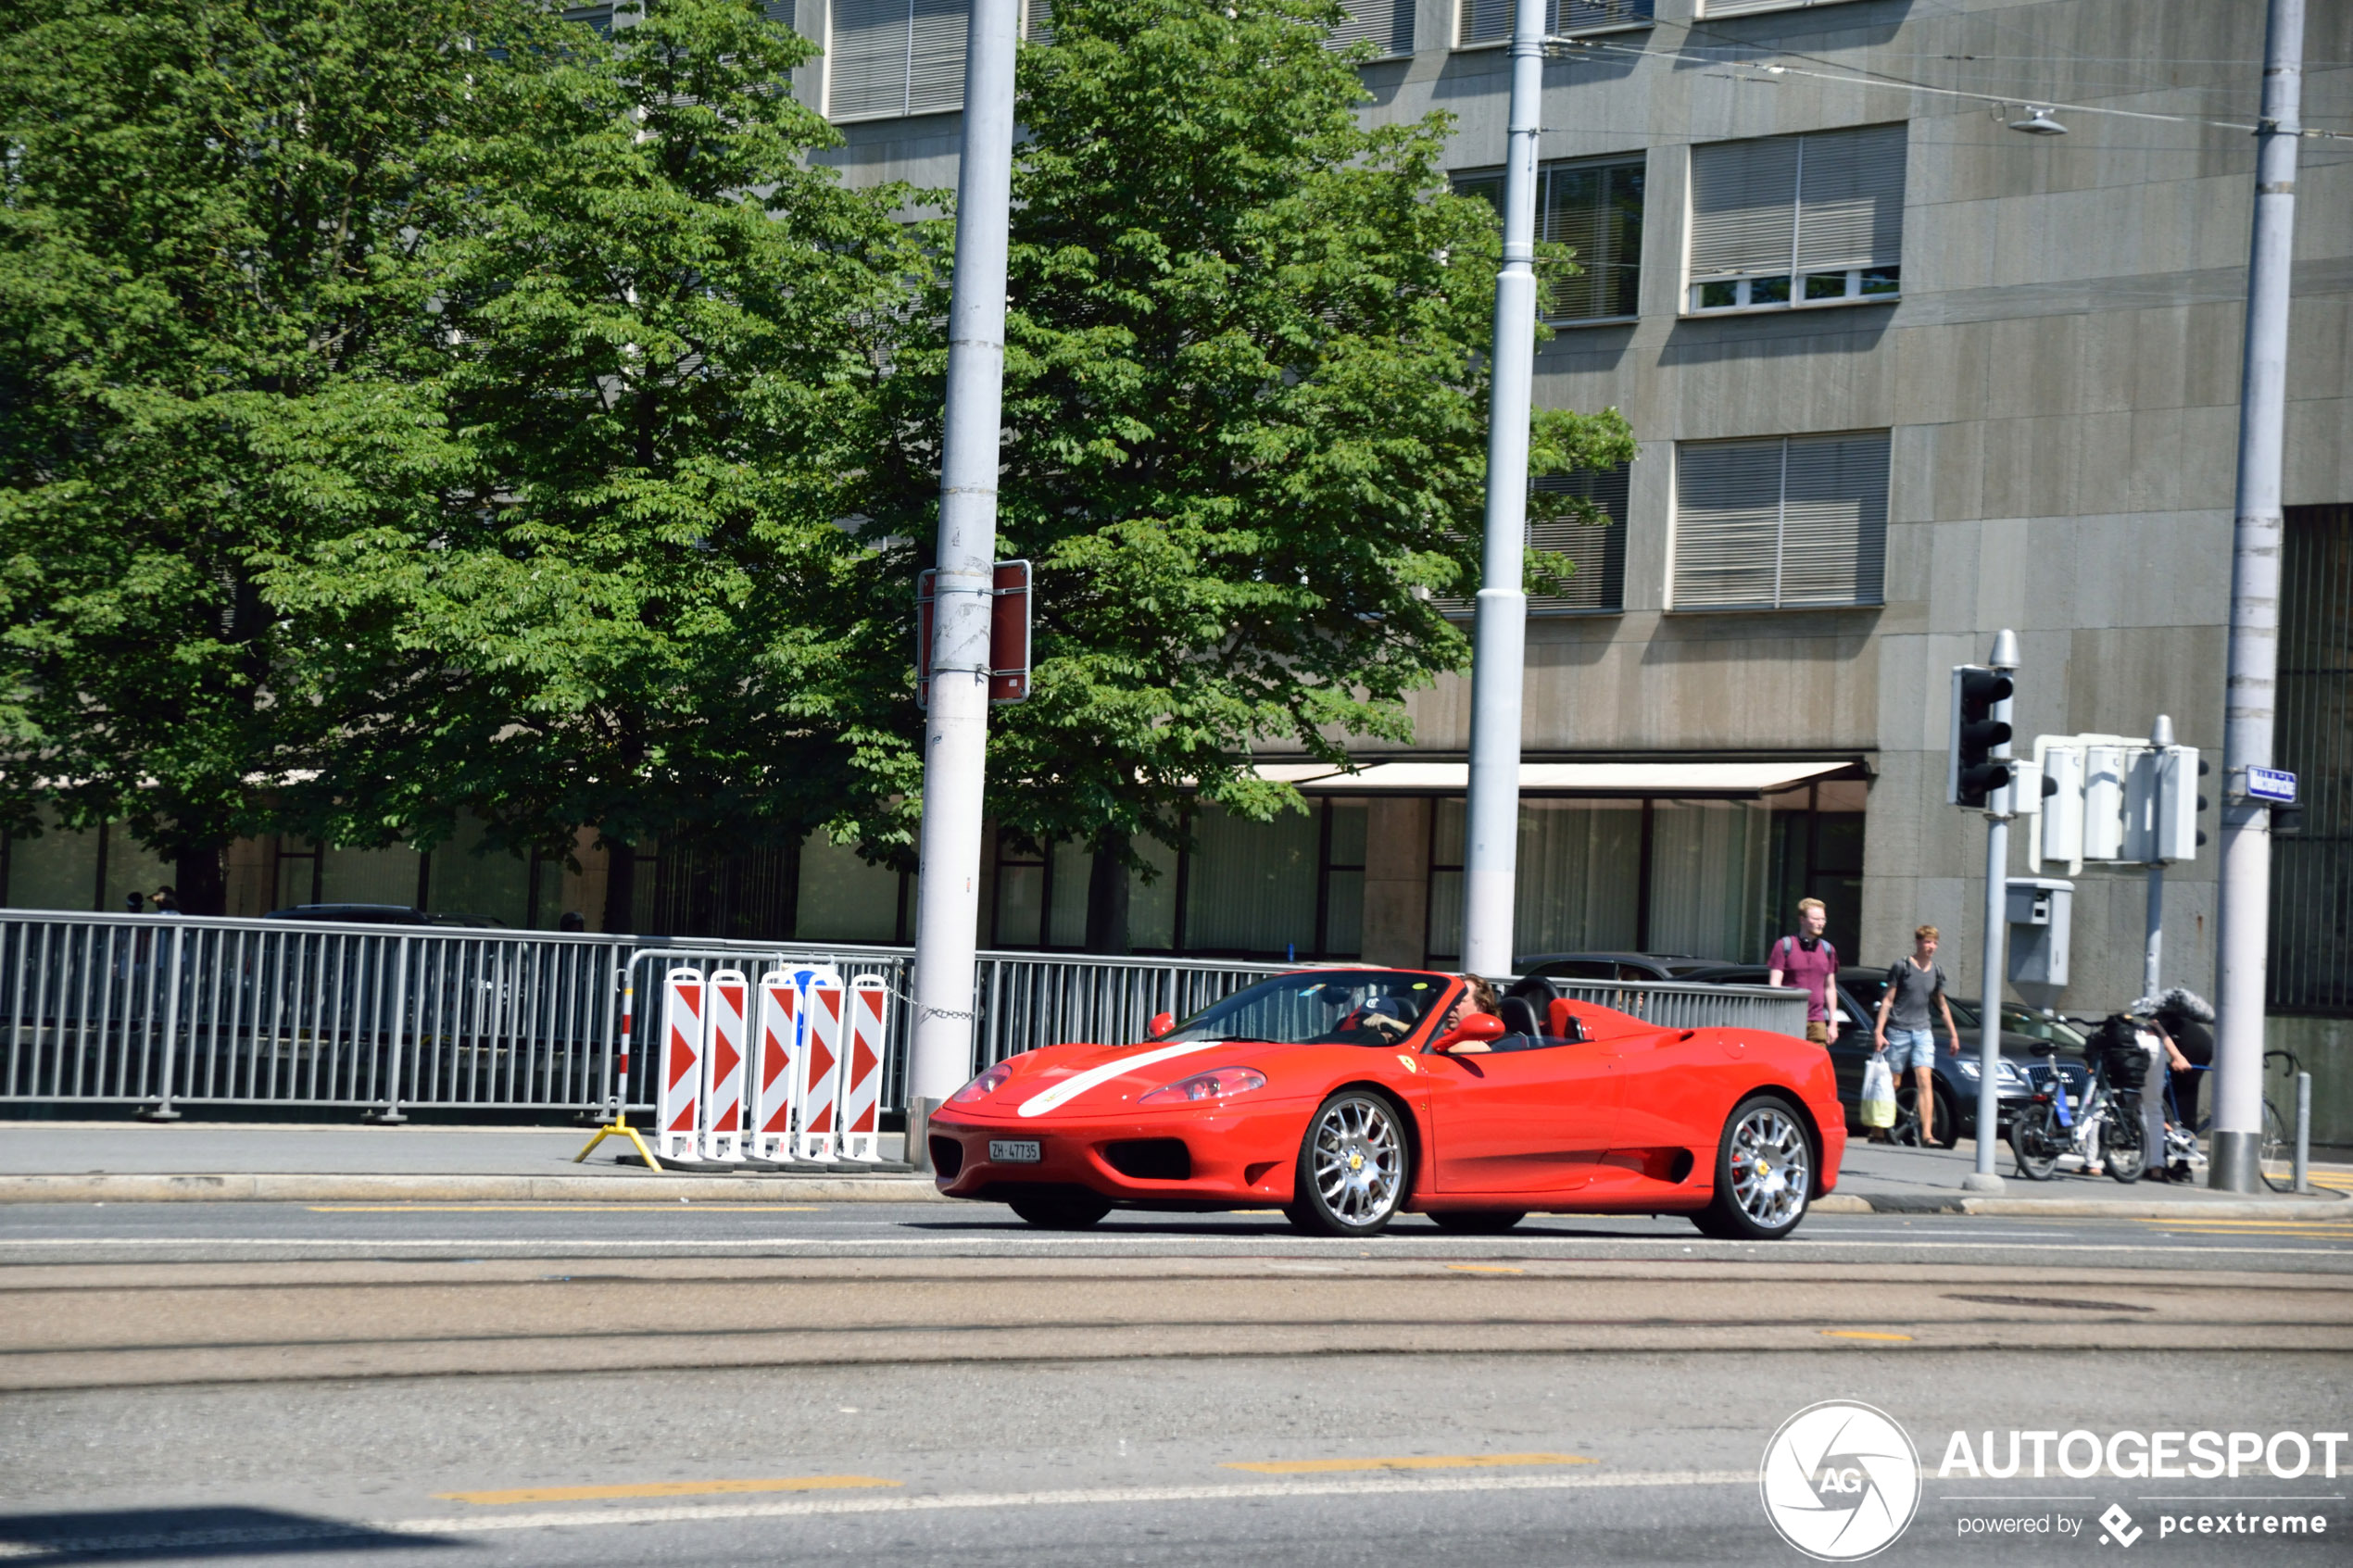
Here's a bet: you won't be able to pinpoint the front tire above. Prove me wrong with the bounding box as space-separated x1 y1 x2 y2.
1429 1210 1526 1235
2008 1102 2061 1181
1288 1090 1409 1236
1692 1095 1812 1241
1007 1190 1114 1229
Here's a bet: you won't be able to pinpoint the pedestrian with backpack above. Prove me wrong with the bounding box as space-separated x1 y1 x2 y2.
1767 897 1841 1047
1871 925 1963 1146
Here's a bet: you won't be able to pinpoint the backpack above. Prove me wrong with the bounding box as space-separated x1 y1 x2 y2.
2089 1014 2151 1089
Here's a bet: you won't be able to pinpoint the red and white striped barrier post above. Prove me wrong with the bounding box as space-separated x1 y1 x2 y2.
750 970 799 1160
839 975 889 1161
796 968 847 1161
701 968 749 1162
657 967 705 1161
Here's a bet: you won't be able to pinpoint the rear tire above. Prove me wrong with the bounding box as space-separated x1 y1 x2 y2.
1007 1191 1114 1229
2101 1098 2147 1185
1692 1094 1812 1241
1429 1210 1526 1235
2007 1102 2061 1181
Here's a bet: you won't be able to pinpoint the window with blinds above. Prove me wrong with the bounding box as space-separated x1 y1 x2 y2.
1686 123 1905 313
1330 0 1414 56
828 0 1046 121
1454 156 1644 322
1459 0 1654 45
1433 461 1629 618
1705 0 1849 16
1671 433 1887 610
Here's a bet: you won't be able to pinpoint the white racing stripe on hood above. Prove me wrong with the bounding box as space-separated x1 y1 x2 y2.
1015 1040 1224 1120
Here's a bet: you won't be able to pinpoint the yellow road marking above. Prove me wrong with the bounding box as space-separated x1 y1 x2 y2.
2145 1227 2353 1239
1223 1453 1593 1474
1234 1209 1281 1215
438 1475 899 1506
2133 1216 2347 1226
308 1212 828 1222
1446 1264 1526 1274
1822 1330 1914 1342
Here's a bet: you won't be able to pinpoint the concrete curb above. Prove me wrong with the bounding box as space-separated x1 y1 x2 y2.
1818 1188 2348 1219
0 1173 951 1204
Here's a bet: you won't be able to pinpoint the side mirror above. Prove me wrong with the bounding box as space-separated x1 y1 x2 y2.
1146 1011 1176 1040
1434 1012 1506 1053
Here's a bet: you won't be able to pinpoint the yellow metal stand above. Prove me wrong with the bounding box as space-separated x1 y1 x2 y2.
575 1112 660 1169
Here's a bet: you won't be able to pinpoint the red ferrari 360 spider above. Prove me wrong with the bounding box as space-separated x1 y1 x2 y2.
927 967 1844 1239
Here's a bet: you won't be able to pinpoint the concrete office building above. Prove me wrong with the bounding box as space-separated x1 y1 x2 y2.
789 0 2353 1105
4 0 2346 1124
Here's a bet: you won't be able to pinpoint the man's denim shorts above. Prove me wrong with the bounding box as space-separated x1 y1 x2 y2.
1883 1027 1937 1071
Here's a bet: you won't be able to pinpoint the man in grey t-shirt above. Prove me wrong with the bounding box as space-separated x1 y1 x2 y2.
1871 924 1963 1145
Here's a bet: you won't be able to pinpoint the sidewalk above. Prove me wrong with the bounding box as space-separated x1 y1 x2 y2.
1818 1136 2350 1218
0 1121 2342 1212
0 1123 938 1203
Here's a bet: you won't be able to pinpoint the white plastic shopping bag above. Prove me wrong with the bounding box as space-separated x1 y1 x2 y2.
1860 1056 1897 1129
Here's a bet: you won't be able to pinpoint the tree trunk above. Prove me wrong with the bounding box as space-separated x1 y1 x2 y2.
173 843 227 916
601 840 636 936
1085 834 1129 955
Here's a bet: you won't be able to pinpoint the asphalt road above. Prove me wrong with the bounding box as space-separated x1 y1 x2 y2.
2 1201 2347 1565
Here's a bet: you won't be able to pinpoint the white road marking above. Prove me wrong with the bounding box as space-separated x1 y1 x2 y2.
386 1468 1761 1536
0 1235 2343 1256
0 1470 1758 1557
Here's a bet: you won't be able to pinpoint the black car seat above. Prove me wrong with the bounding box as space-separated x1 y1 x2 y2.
1497 995 1543 1039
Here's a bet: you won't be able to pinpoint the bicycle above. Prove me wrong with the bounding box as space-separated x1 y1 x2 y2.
2171 1051 2299 1192
2007 1035 2146 1184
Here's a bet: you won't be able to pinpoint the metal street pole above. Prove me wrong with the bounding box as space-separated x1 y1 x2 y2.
906 0 1020 1158
1459 0 1543 981
1967 629 2020 1192
2212 0 2304 1194
2144 714 2173 998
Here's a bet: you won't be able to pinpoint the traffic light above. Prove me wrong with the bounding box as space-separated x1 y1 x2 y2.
1948 664 2014 809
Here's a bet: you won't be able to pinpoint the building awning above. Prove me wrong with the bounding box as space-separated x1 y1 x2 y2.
1254 759 1858 796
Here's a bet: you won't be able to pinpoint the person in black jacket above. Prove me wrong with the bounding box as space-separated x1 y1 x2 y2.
2153 987 2215 1173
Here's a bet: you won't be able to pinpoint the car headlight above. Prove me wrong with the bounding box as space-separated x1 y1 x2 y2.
950 1060 1015 1105
1138 1066 1266 1105
1997 1061 2028 1087
1957 1060 1981 1077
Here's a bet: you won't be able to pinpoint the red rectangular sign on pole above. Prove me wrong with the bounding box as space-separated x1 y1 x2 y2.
917 558 1029 708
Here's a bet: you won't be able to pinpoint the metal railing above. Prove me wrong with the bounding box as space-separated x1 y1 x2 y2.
1533 976 1808 1035
0 910 1809 1117
0 912 623 1119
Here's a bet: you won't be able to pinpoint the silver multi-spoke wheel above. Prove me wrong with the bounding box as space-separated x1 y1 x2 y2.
1695 1096 1812 1240
1291 1092 1406 1235
1728 1102 1809 1228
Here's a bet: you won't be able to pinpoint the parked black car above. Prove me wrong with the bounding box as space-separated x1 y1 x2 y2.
1683 962 2040 1145
265 904 507 929
1513 951 1718 982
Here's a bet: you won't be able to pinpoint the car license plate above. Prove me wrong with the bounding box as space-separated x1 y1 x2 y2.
988 1139 1042 1164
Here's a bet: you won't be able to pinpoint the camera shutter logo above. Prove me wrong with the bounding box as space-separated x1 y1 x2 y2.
1759 1400 1922 1561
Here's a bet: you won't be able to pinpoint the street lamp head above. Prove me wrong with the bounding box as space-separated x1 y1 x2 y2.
2008 107 2068 135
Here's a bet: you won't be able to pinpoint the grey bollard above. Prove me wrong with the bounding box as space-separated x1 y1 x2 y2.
2295 1072 2311 1195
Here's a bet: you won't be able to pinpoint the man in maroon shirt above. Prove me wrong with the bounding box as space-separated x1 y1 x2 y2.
1767 897 1840 1047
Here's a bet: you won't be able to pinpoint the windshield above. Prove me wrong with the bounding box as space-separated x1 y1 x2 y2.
1164 971 1452 1047
1947 1001 2089 1050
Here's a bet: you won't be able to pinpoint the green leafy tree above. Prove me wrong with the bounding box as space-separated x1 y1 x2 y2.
0 0 551 909
849 0 1631 946
258 0 925 929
